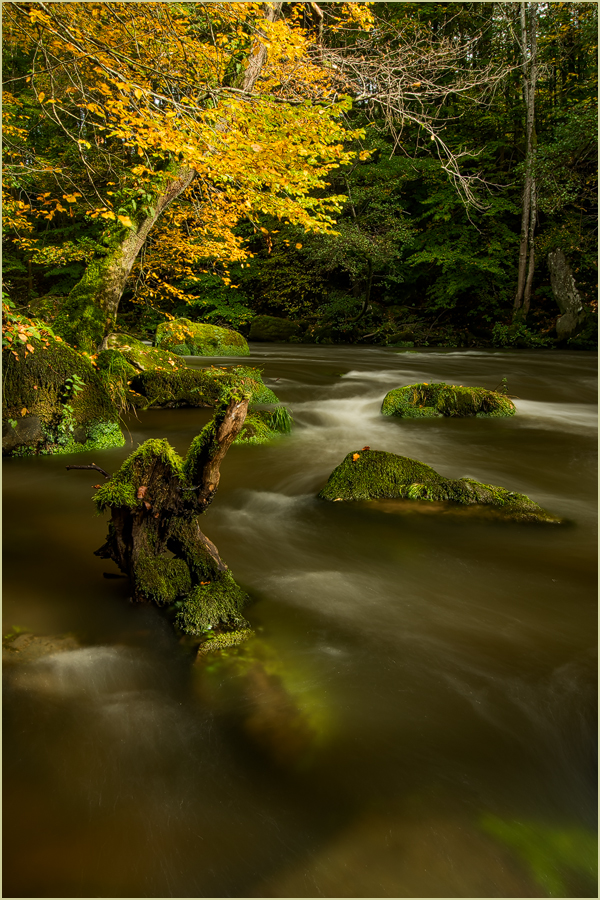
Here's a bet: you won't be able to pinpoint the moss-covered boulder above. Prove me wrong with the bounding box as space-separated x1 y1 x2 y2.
318 449 560 523
2 333 123 456
103 332 188 371
249 315 300 342
125 364 279 410
155 318 249 357
382 383 516 419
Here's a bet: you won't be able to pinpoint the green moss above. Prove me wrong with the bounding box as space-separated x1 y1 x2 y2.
129 366 223 410
53 258 114 352
155 318 249 357
175 571 250 635
95 438 185 512
134 555 192 606
211 366 279 404
481 814 598 897
318 449 561 523
382 382 516 418
125 363 279 411
2 331 122 456
104 333 188 372
233 406 293 445
196 628 254 655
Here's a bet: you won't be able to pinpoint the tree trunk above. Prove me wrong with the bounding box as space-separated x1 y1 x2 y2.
54 166 196 353
547 249 586 341
93 391 252 650
513 2 538 322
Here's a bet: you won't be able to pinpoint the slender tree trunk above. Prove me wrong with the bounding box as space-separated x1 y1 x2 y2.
513 2 538 322
54 166 196 352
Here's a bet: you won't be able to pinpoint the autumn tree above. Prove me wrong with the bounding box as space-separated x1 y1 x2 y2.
3 1 373 350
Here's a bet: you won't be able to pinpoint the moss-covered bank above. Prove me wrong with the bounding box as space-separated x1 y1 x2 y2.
155 318 249 357
382 383 516 418
3 333 123 456
318 449 560 523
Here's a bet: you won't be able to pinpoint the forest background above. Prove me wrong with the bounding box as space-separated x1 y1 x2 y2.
2 1 598 354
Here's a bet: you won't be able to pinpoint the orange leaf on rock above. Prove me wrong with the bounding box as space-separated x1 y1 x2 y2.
352 453 360 461
137 485 148 499
361 446 370 451
21 407 28 416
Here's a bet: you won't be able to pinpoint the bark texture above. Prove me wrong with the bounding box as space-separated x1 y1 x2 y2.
54 167 196 352
513 2 538 321
547 249 586 341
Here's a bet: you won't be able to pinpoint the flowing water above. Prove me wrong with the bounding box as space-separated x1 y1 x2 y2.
3 345 597 898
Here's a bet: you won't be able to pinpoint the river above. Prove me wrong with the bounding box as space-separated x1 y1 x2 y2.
3 345 597 898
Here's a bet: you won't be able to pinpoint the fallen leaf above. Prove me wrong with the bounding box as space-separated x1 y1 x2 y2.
143 501 152 510
21 407 28 416
200 581 211 585
361 446 370 451
352 453 360 461
92 484 101 489
137 485 148 499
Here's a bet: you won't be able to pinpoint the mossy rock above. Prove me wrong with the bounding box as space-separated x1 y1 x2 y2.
318 449 561 523
2 332 123 456
126 364 280 412
194 635 333 768
103 332 188 371
155 318 249 357
382 382 516 419
249 315 300 342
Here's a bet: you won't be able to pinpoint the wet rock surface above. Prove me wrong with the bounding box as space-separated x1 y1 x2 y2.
3 632 81 665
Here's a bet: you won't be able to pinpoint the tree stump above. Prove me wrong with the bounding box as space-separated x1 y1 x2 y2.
93 390 253 652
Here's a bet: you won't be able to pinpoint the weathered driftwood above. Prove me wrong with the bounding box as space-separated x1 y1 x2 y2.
547 248 586 341
88 390 253 651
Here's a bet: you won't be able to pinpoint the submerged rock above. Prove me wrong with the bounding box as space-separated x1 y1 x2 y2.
382 382 516 418
194 636 332 768
318 449 561 523
3 630 81 665
249 315 300 342
2 332 123 456
155 318 249 357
